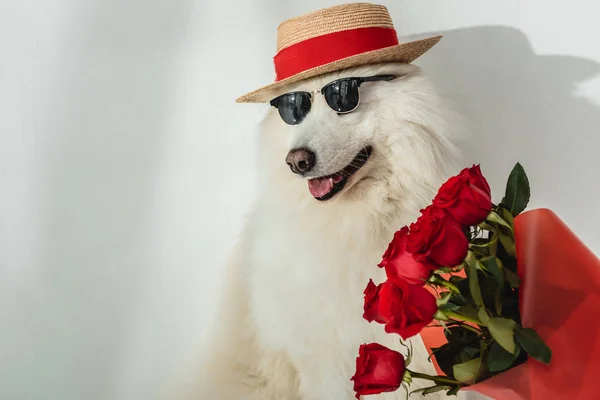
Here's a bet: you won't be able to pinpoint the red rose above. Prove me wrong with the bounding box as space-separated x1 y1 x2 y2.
432 164 493 226
363 280 386 324
462 164 491 197
362 278 437 339
378 227 433 285
351 343 406 399
406 206 468 268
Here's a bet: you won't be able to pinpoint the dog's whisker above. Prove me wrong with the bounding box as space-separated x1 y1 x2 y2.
346 162 366 169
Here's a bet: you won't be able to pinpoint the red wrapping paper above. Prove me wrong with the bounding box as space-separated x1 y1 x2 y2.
420 208 600 399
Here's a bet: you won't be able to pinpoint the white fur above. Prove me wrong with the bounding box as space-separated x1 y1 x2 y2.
192 63 467 399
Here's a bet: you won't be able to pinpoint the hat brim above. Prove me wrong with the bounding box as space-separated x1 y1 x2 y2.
235 35 442 103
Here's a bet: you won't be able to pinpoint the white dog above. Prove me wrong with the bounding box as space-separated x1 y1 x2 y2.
182 4 469 399
191 60 466 400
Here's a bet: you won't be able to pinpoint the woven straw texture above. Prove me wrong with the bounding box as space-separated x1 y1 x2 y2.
276 3 393 52
236 3 441 103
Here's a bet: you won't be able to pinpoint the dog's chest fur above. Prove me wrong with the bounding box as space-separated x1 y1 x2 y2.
243 201 422 397
249 205 381 337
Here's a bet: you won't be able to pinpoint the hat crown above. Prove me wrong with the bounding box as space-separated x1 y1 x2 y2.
235 2 441 103
276 3 394 53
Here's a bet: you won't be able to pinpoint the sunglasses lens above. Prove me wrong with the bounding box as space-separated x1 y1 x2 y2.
277 92 311 125
323 79 360 113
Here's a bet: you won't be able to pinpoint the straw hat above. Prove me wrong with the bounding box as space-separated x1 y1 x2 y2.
236 3 441 103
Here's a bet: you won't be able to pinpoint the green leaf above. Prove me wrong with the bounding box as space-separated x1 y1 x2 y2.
432 342 462 378
487 211 514 232
444 326 480 346
490 232 498 256
457 346 480 364
468 244 490 258
439 302 461 312
487 341 522 372
469 238 493 248
434 310 449 321
468 259 483 308
488 318 518 354
475 260 488 272
478 221 496 232
453 357 482 384
436 292 452 307
500 206 515 228
502 162 530 216
477 307 491 325
431 276 461 294
439 320 449 334
469 237 495 256
485 266 505 314
470 235 500 258
494 287 503 315
515 328 552 364
504 268 521 288
480 257 504 286
447 386 460 396
411 386 449 396
456 305 480 322
499 232 517 258
423 386 448 395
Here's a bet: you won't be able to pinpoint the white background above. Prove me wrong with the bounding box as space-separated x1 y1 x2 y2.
1 1 599 399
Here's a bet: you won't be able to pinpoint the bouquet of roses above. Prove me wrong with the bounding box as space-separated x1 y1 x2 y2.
351 163 553 398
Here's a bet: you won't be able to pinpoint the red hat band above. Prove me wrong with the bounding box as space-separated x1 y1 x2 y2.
273 26 400 82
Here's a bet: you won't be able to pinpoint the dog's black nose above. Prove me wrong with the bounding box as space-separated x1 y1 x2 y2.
286 148 315 174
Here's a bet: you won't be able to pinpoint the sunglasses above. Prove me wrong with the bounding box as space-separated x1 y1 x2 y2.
269 74 397 125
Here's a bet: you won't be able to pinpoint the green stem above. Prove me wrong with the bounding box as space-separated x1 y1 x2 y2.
465 250 477 267
407 370 462 386
444 311 484 326
455 322 484 336
443 319 484 334
469 234 498 249
430 276 460 293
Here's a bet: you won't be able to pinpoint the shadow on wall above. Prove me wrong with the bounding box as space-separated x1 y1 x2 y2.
410 25 600 244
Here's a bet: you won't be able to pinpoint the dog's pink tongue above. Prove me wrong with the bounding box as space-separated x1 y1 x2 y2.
307 174 342 198
308 177 333 198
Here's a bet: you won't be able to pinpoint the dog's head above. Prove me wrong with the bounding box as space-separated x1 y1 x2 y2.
256 63 465 217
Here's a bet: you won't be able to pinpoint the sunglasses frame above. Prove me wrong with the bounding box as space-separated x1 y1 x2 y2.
269 74 397 124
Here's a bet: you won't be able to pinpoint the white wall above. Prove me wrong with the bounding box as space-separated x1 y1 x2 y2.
1 1 598 399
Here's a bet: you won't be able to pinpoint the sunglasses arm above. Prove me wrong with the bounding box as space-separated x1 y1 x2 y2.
360 74 397 84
